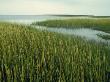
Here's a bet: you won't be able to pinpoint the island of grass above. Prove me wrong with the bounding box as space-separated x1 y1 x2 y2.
97 34 110 40
32 18 110 33
0 22 110 82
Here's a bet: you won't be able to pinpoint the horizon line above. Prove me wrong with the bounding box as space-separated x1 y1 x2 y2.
0 14 110 17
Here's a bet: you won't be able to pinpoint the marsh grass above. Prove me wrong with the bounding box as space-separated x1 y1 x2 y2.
0 22 110 82
32 18 110 33
97 34 110 40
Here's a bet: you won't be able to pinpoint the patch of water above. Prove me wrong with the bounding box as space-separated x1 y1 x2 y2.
35 26 110 44
0 15 78 24
2 15 108 25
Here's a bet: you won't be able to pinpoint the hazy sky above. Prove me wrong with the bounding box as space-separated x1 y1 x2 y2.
0 0 110 16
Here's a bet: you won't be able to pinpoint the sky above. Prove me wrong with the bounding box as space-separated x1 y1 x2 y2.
0 0 110 16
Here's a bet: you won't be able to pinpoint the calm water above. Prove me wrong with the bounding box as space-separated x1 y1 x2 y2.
0 15 98 24
0 15 110 44
35 26 110 44
0 15 74 24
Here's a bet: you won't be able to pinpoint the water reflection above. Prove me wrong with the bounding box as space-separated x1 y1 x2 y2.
35 26 110 44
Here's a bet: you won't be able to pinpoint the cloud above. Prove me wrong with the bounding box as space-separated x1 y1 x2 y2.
0 0 110 15
0 0 74 15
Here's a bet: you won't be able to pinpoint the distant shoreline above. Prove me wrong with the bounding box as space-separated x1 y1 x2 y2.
49 15 110 18
0 14 110 17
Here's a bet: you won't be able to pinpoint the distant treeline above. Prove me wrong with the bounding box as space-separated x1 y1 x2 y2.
50 14 110 18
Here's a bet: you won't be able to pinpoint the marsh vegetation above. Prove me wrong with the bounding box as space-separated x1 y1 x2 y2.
32 18 110 33
0 17 110 82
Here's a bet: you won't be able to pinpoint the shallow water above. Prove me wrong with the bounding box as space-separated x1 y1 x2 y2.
0 15 110 44
35 26 110 44
0 15 75 24
0 15 104 24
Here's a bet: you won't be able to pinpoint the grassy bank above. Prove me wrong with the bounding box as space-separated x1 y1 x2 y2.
97 34 110 40
32 18 110 33
0 22 110 82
